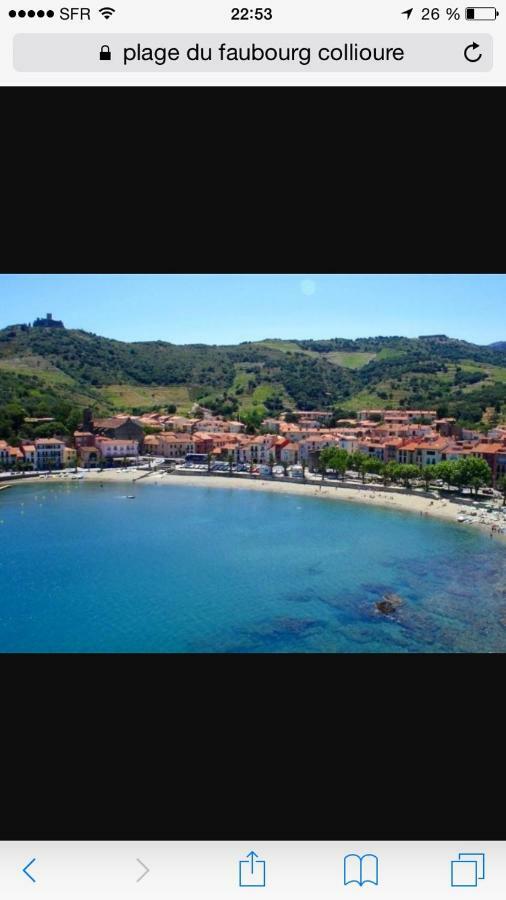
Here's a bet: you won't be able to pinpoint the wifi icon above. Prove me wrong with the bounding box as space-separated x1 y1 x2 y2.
99 6 115 17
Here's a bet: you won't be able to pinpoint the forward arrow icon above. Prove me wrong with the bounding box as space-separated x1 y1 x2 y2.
137 859 150 883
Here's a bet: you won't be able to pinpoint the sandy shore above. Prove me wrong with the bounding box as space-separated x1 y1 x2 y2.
18 467 504 541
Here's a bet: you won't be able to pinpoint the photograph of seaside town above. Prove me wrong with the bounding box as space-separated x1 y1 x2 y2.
1 274 506 653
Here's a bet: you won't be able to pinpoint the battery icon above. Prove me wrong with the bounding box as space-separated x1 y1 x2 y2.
465 6 499 17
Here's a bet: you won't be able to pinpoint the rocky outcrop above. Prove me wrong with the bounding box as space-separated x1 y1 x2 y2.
376 593 404 614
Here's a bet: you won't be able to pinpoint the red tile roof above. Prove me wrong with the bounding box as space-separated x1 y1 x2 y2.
473 443 506 453
400 442 421 451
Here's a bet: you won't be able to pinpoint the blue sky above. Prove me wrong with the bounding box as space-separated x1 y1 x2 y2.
0 274 504 345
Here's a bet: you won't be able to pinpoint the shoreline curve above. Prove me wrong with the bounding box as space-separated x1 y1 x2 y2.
8 468 506 544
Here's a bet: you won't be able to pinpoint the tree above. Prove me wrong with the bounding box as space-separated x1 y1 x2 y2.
397 463 420 489
227 453 234 475
65 408 83 434
421 465 435 491
332 448 350 480
167 404 177 414
433 460 460 492
33 421 68 439
347 451 371 484
497 475 506 506
3 402 25 433
383 462 399 486
319 447 338 481
207 452 213 473
240 409 264 432
459 456 491 496
268 452 274 476
364 457 384 481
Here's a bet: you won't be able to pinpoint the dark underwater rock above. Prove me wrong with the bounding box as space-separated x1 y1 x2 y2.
376 593 404 615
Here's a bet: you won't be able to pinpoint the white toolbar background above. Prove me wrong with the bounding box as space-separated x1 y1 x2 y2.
0 842 504 899
1 0 505 83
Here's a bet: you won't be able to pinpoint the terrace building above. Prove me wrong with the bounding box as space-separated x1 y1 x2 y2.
20 443 36 468
74 432 96 451
293 410 333 424
279 422 305 441
261 418 280 433
142 435 162 455
280 442 300 465
94 437 139 462
359 441 387 462
471 443 506 486
64 447 78 467
164 416 198 433
193 433 216 454
0 441 24 468
35 438 65 470
92 416 144 444
336 434 361 454
299 433 339 462
80 446 100 468
212 443 240 463
157 434 196 458
496 452 506 482
235 435 276 464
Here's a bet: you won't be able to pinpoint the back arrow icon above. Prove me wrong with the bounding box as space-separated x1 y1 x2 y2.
22 858 36 883
136 859 150 883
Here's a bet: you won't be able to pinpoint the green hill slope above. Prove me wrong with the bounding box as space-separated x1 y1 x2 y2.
1 325 506 442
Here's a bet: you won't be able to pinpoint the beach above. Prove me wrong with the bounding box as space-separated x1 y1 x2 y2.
16 467 505 541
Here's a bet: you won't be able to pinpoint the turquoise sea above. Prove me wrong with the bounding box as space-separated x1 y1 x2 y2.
1 481 505 652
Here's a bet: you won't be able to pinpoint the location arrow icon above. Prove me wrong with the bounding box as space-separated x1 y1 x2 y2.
402 7 413 17
136 859 150 883
22 858 36 883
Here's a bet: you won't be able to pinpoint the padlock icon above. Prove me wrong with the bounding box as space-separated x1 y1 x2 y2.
99 44 111 60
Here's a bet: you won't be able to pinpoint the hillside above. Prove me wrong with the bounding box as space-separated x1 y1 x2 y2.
1 323 506 442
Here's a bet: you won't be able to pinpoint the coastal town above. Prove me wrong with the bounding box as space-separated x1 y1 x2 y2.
2 282 506 655
1 403 506 538
1 404 506 484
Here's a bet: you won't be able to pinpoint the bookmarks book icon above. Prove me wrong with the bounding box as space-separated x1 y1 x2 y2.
344 854 379 887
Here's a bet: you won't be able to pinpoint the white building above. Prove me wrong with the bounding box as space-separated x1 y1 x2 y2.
35 438 65 470
95 437 139 460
